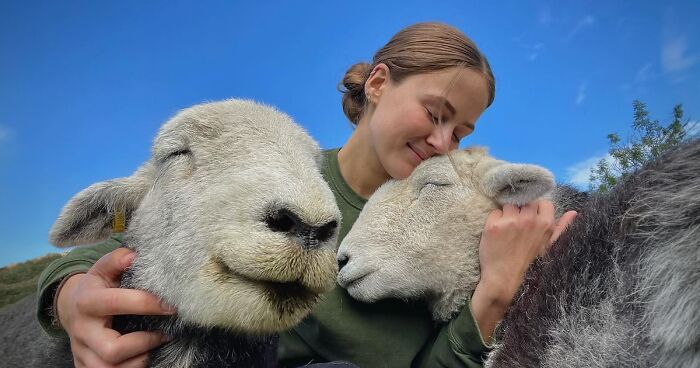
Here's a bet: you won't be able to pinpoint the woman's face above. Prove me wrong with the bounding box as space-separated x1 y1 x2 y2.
364 66 490 179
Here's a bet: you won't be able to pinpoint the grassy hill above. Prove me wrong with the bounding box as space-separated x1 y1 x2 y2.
0 253 64 308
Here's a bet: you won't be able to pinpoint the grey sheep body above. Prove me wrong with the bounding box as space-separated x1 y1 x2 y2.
487 139 700 367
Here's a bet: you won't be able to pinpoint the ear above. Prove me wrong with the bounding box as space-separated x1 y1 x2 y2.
365 63 390 102
49 165 153 247
481 163 555 206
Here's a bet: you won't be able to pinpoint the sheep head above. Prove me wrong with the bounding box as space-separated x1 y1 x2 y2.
337 147 554 321
49 99 341 334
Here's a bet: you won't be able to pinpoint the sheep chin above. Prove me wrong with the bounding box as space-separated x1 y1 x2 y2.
183 279 320 334
179 255 332 334
342 273 389 303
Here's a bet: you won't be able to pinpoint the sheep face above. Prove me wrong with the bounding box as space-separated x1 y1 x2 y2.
50 99 341 334
337 147 554 321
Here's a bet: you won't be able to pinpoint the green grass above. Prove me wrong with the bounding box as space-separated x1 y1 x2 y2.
0 254 64 308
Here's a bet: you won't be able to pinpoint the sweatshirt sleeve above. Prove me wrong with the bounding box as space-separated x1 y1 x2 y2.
413 295 492 367
36 235 123 338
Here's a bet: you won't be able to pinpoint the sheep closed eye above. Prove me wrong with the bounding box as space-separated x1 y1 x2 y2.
420 182 451 193
164 149 192 161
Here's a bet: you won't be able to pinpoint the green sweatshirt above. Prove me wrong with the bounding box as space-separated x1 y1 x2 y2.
37 148 490 367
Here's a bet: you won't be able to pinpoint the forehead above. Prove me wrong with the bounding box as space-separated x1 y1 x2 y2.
397 68 490 119
152 100 322 165
406 68 487 97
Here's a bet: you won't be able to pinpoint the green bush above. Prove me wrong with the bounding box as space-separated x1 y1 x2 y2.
0 254 64 308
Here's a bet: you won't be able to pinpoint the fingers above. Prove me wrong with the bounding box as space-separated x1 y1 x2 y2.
501 204 519 217
78 288 176 317
119 352 152 368
74 343 151 368
537 200 555 218
89 248 137 287
64 250 171 367
550 210 578 244
73 318 166 367
87 330 167 365
519 203 538 221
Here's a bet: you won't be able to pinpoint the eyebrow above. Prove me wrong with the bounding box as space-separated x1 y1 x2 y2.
425 94 475 130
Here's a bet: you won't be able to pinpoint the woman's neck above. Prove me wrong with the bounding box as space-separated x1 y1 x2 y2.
337 123 391 199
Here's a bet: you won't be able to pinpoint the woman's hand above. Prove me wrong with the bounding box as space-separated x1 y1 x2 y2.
470 200 577 344
56 248 176 368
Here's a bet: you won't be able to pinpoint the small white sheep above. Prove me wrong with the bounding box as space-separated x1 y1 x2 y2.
336 147 554 322
45 99 342 367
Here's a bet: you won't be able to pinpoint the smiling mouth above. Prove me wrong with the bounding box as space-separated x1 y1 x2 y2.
407 143 427 161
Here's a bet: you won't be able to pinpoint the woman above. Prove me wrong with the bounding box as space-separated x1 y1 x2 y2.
37 22 576 368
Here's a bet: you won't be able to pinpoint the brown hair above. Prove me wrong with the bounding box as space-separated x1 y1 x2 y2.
339 22 495 125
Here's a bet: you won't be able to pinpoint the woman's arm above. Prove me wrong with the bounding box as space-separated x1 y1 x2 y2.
414 200 577 367
37 242 175 368
471 201 577 343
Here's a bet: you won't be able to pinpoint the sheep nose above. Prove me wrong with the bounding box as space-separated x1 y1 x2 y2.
337 253 349 270
264 208 338 250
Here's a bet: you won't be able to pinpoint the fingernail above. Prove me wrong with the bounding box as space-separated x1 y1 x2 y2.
161 300 176 314
121 252 136 267
161 334 172 343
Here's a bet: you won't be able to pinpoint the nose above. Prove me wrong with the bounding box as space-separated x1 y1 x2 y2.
425 124 455 154
337 252 349 270
264 208 338 250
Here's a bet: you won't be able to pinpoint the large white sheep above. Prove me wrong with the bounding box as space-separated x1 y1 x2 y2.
39 99 342 368
337 141 700 367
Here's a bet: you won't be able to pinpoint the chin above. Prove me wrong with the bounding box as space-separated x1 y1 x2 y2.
347 285 381 303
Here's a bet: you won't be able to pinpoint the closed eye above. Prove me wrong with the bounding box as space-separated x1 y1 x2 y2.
426 107 460 143
421 182 451 191
163 148 191 162
426 108 440 125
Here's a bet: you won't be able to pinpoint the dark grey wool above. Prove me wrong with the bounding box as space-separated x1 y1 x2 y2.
487 139 700 368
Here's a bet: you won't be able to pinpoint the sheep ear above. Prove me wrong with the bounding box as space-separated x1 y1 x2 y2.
481 163 555 206
49 166 152 247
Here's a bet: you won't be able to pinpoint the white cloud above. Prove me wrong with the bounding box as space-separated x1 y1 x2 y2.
538 7 551 26
565 153 610 189
527 43 544 61
635 63 653 83
686 120 700 137
619 63 654 97
661 37 697 74
567 15 596 41
576 82 588 105
566 126 698 190
615 17 632 41
513 37 545 62
0 125 9 143
581 15 596 26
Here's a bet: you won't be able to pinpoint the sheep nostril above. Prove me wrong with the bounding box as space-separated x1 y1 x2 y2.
265 208 298 233
337 253 349 270
265 208 338 250
316 220 338 242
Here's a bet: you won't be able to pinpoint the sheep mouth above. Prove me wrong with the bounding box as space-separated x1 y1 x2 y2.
212 257 319 311
337 266 374 290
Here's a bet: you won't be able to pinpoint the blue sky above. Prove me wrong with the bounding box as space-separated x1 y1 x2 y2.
1 1 698 267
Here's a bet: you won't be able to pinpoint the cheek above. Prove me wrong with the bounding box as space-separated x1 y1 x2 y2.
403 107 438 138
376 100 429 135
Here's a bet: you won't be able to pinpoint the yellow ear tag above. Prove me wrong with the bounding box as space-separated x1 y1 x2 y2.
112 209 126 233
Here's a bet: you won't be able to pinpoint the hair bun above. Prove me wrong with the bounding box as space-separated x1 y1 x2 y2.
339 62 372 125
